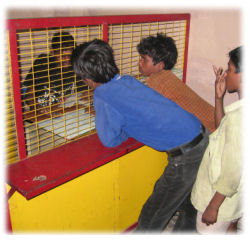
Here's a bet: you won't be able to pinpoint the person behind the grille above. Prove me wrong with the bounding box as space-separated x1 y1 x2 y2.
71 39 209 232
136 33 216 232
23 31 87 118
191 46 242 234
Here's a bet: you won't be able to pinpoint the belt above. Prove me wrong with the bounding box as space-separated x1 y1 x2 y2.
166 125 205 157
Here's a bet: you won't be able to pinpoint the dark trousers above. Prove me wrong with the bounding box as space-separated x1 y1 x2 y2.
136 128 209 232
173 193 197 232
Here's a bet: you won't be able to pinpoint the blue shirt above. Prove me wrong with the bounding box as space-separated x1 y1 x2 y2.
94 74 201 151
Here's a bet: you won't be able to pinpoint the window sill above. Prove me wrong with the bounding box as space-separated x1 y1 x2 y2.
7 134 143 200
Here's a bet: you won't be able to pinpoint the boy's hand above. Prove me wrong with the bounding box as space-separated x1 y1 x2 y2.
202 205 219 225
213 65 227 99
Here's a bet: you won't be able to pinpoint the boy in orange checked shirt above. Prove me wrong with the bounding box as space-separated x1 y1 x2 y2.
136 34 216 232
137 34 215 133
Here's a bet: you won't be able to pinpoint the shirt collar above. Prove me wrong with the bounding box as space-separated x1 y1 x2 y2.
95 74 121 91
110 74 121 82
225 99 243 113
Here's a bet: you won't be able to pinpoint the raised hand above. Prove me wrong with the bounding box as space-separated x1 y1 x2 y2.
213 65 227 99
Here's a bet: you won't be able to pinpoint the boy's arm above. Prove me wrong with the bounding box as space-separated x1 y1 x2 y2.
213 66 227 128
215 98 225 129
202 192 226 225
94 97 128 148
24 87 35 111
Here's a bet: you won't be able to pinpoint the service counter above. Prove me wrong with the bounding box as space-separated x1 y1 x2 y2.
7 135 167 232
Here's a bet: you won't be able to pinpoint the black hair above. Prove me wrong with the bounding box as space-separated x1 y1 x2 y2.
71 39 119 83
51 31 75 52
137 33 178 70
229 46 242 73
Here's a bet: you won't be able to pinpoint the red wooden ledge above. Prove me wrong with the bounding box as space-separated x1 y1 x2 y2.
7 134 143 200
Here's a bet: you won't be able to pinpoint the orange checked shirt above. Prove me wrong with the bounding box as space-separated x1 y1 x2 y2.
146 70 215 133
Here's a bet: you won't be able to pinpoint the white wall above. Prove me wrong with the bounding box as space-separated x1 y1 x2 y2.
186 9 241 106
7 8 241 106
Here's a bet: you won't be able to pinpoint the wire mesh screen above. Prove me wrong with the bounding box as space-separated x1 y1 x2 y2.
109 20 186 80
17 26 102 157
6 14 190 162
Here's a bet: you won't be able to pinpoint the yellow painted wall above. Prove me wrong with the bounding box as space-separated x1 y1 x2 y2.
8 146 167 233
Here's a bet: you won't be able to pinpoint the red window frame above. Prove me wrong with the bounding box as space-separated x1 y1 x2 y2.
7 13 190 199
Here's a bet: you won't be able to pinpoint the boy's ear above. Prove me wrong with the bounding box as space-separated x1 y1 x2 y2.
157 61 165 71
50 49 55 56
50 49 60 57
239 72 242 83
84 78 102 89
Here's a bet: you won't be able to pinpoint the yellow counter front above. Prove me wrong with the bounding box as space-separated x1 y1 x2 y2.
7 145 167 233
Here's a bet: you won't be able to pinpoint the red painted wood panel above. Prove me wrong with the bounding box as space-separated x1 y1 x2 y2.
7 134 143 199
7 14 190 30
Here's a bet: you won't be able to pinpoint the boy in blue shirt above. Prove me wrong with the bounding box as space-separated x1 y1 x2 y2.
71 39 209 232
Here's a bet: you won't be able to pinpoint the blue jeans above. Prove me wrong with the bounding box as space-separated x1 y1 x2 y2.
136 128 209 232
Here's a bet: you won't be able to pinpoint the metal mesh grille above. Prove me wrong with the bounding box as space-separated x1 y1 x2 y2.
17 26 102 157
109 20 186 81
6 15 189 162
